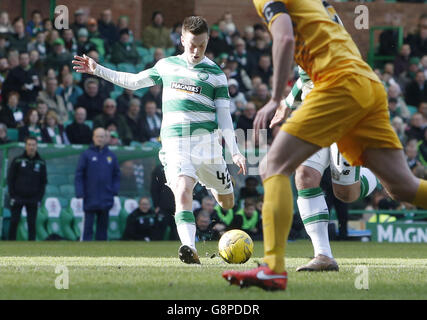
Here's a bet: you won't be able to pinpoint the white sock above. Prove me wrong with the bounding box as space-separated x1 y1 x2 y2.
297 188 333 258
177 223 197 251
359 167 378 199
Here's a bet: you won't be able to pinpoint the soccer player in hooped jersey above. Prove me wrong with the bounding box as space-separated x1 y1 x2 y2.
73 16 247 264
223 0 427 291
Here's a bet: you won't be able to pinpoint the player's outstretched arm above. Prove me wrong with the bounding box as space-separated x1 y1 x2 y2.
72 54 160 91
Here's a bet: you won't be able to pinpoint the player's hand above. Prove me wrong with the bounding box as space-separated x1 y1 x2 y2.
270 100 292 128
253 99 280 145
232 153 247 175
72 54 97 74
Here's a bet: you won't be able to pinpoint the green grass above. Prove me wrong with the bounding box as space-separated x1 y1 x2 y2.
0 240 427 299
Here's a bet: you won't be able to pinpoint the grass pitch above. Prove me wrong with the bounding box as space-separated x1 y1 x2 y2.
0 240 426 300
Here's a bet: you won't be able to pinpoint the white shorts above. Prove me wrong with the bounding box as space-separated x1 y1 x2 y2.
302 143 360 185
159 134 234 195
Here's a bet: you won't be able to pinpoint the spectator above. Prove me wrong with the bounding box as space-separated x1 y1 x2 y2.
195 211 225 241
25 10 43 39
0 91 27 128
29 49 45 79
86 17 106 59
233 198 260 239
0 11 13 34
2 51 41 106
242 25 255 50
206 24 231 57
61 28 78 56
117 15 134 42
93 98 132 145
122 197 167 241
75 127 120 241
124 98 145 142
76 28 96 56
76 77 106 120
8 17 30 52
236 101 257 144
140 100 161 142
419 101 427 124
387 83 410 120
80 50 113 98
232 37 254 76
405 69 427 107
0 32 8 57
252 54 273 85
194 195 216 219
405 13 427 58
65 106 92 144
45 29 60 54
0 56 9 89
42 18 53 33
378 14 401 57
249 83 270 110
41 109 69 144
7 136 47 240
45 38 73 73
150 163 177 240
239 176 260 202
57 73 83 111
7 49 19 69
145 47 164 69
228 78 247 116
141 85 162 111
247 38 270 77
141 11 173 49
71 9 87 37
105 122 122 146
170 22 182 51
116 88 138 114
37 76 69 123
406 139 422 171
110 28 140 65
27 30 48 59
392 116 406 144
36 98 48 125
18 109 42 142
97 9 118 52
0 122 10 144
405 112 426 142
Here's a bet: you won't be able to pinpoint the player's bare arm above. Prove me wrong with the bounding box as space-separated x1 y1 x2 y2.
253 13 295 141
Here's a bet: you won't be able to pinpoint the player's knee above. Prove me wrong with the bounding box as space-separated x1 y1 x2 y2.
218 194 234 210
334 189 359 203
295 166 320 189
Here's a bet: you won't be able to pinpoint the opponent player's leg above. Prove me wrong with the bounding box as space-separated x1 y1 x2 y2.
295 149 338 271
329 143 377 203
172 175 201 264
362 148 427 208
223 131 320 290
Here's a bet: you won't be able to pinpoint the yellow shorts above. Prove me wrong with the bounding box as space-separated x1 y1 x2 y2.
282 73 402 166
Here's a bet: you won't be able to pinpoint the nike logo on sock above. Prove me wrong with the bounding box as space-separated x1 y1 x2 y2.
256 270 287 280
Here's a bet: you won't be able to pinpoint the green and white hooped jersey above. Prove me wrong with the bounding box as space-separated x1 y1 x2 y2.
137 55 230 140
284 66 311 110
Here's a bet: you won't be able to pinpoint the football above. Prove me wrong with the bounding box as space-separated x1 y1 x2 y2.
218 229 254 264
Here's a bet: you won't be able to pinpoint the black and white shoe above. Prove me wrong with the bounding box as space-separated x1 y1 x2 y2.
178 245 201 264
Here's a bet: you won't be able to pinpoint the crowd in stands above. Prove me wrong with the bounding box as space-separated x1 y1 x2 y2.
0 6 426 240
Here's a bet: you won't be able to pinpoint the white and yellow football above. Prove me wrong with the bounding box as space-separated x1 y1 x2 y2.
218 229 254 264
